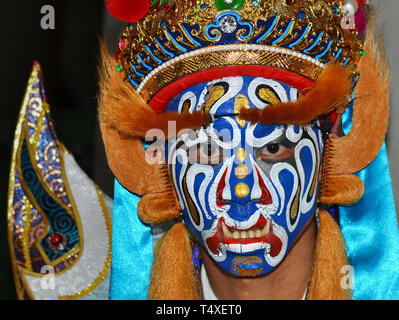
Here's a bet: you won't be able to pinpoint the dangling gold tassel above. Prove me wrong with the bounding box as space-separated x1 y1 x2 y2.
148 222 201 300
307 210 352 300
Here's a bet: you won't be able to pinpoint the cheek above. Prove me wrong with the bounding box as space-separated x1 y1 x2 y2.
296 141 319 202
183 165 217 231
171 158 220 236
269 130 323 233
269 163 299 221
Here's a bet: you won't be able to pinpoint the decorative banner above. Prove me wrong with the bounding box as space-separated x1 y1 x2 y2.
7 62 112 300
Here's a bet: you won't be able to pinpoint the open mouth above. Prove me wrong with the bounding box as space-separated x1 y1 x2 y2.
205 214 283 257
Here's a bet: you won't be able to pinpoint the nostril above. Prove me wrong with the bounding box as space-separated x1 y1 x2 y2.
259 185 273 205
225 198 263 205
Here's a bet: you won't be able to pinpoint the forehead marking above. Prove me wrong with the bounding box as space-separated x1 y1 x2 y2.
235 182 250 199
234 94 250 128
236 148 247 162
235 164 249 179
205 84 225 113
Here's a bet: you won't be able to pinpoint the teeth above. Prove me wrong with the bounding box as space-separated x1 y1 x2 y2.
222 223 232 238
222 220 272 239
262 220 271 236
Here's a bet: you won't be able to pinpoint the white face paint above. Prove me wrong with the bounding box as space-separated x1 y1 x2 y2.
164 76 324 277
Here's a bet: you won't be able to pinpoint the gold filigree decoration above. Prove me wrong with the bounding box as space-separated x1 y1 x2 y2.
118 0 362 100
139 47 324 101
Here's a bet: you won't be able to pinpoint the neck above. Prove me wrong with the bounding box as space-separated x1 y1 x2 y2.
200 218 316 300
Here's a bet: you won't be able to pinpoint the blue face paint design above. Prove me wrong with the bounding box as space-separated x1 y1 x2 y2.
164 76 324 277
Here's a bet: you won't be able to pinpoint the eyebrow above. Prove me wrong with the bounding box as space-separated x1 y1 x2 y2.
238 63 353 126
210 113 239 122
100 61 351 140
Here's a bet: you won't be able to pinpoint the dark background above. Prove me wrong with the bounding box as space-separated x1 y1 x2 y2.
0 0 121 299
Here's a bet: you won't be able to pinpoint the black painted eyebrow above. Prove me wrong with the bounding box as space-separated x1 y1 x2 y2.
210 113 239 122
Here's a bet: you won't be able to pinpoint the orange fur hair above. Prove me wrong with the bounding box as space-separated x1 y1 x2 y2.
320 18 390 205
98 44 209 140
98 44 182 223
148 223 201 299
307 210 351 300
239 63 352 125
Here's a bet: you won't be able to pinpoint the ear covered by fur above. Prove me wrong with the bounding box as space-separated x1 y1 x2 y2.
238 63 353 125
328 33 389 175
320 174 365 206
100 123 181 222
320 21 390 206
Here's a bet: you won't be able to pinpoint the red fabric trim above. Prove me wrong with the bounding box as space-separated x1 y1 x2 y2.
148 66 316 113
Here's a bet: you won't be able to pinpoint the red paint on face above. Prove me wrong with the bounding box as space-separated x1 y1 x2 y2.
208 162 280 257
216 167 229 208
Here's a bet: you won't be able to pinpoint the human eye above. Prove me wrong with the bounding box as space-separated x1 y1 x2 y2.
255 142 294 163
188 137 224 165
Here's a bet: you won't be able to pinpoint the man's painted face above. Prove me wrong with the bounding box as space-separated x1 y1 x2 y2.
164 76 324 277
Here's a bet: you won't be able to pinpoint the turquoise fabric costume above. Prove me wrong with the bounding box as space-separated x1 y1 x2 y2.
340 109 399 299
110 180 152 300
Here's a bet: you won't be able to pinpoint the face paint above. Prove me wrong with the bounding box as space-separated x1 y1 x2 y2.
164 76 324 277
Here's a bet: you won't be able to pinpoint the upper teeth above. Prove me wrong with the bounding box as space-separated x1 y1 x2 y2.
222 220 271 239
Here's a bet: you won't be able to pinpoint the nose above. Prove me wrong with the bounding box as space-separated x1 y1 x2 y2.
216 148 273 207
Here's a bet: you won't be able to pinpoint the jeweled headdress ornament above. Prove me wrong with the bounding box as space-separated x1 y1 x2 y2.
111 0 364 110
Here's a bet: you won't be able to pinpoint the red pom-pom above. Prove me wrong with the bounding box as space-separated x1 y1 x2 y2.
106 0 151 23
356 0 366 8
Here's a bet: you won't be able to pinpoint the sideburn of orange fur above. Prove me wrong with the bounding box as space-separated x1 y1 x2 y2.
320 174 364 206
148 223 201 300
319 19 389 206
307 210 352 300
239 63 352 125
326 29 390 175
320 138 365 206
